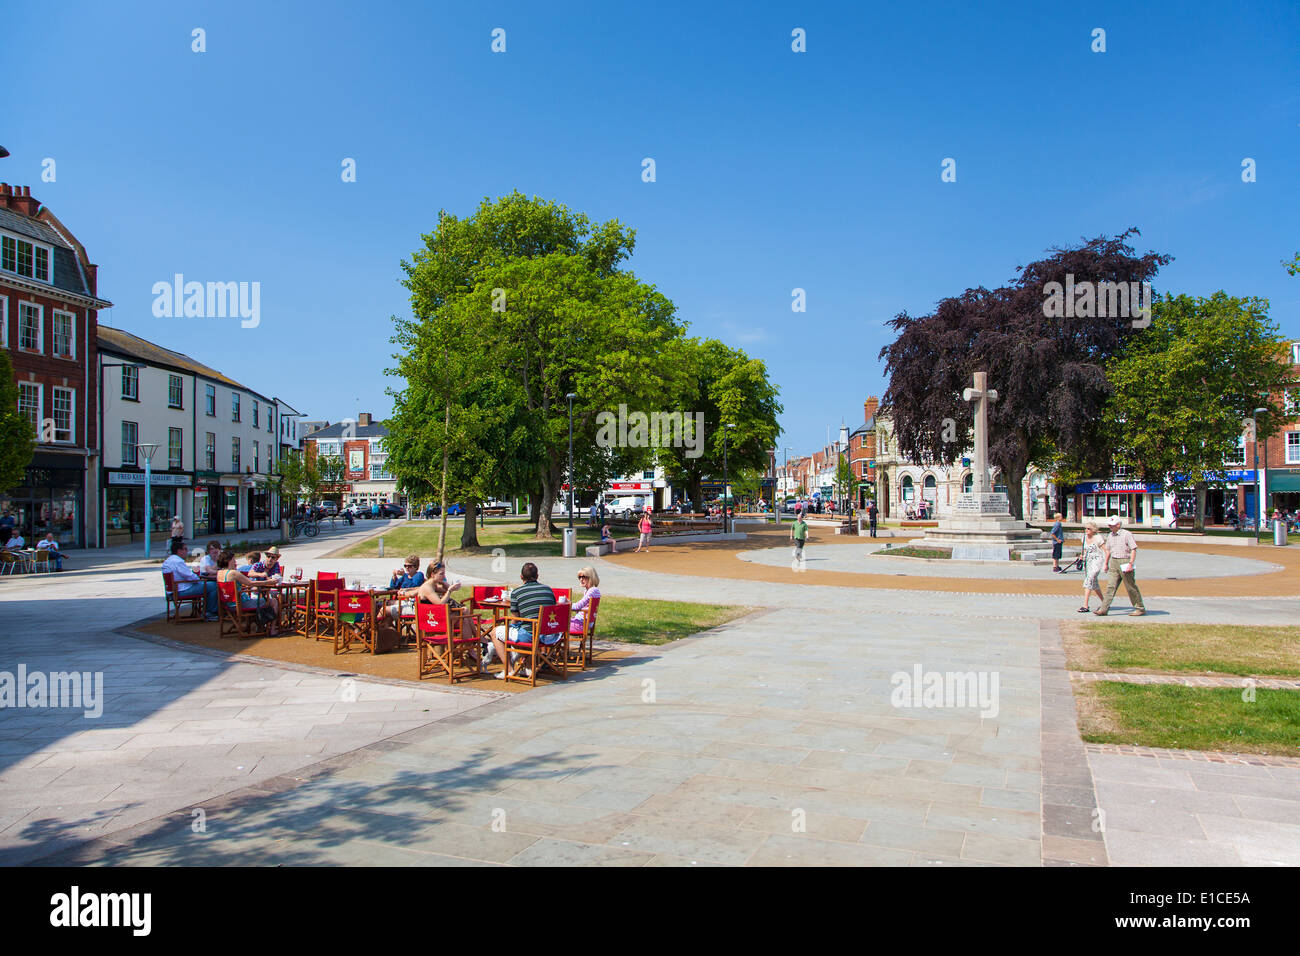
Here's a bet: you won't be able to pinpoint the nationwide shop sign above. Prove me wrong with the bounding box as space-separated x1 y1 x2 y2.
1075 480 1163 494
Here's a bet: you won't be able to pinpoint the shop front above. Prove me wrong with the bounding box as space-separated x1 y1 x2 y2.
2 455 86 548
1267 469 1300 516
1075 479 1164 527
103 470 192 547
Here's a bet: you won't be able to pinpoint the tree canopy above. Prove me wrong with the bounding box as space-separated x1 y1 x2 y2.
0 351 35 492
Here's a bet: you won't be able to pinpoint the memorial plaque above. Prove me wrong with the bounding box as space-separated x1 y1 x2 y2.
953 492 1009 516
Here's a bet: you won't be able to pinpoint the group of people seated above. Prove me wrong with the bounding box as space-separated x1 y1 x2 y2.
163 539 287 631
1 527 70 572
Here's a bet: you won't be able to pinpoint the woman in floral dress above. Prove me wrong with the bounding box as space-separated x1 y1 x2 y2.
1078 521 1108 613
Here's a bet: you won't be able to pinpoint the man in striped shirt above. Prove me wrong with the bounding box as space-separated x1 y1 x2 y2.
491 562 556 677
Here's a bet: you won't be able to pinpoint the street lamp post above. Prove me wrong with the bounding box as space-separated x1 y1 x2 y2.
780 446 795 524
1253 406 1268 545
722 424 735 534
565 393 576 555
136 443 160 559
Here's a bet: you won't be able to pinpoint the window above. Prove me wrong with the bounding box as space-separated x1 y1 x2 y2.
232 437 241 472
51 387 74 444
1 234 52 282
0 296 7 347
205 384 216 416
253 440 259 473
642 470 655 479
253 400 259 428
205 432 216 471
1114 464 1130 478
18 302 41 352
122 421 138 466
268 409 274 433
1285 390 1300 417
121 365 139 400
17 382 41 437
1288 432 1300 465
901 474 914 501
168 427 183 469
52 310 75 358
1226 436 1246 466
168 375 184 409
1293 343 1300 366
232 393 241 422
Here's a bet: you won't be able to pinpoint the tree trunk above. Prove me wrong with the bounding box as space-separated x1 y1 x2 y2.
1193 482 1206 532
1005 463 1027 521
460 500 479 550
528 489 542 532
536 456 563 539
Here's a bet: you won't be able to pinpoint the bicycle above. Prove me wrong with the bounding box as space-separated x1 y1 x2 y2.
289 517 319 539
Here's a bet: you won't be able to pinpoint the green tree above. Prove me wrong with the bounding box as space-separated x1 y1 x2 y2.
273 448 319 516
1105 292 1290 530
0 352 35 491
835 454 855 512
656 338 783 508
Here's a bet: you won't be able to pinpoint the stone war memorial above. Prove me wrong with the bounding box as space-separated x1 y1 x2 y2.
917 372 1055 561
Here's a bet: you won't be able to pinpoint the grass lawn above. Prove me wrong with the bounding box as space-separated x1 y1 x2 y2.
442 587 748 645
1067 622 1300 678
874 546 951 559
1076 682 1300 756
342 519 603 558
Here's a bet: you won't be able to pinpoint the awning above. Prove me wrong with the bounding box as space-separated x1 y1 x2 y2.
1267 470 1300 493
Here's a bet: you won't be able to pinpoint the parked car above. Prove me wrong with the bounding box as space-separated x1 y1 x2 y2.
378 502 406 519
423 503 463 518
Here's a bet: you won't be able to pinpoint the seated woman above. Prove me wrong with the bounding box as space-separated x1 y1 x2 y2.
404 561 479 665
216 549 280 635
569 566 601 635
600 523 617 553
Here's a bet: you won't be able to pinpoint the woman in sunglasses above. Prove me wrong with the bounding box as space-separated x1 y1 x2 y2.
569 566 601 635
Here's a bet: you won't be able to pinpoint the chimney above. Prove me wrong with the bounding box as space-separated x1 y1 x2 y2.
864 396 879 423
357 412 372 426
6 185 39 217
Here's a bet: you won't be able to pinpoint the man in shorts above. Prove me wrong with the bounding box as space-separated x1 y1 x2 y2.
1050 512 1065 572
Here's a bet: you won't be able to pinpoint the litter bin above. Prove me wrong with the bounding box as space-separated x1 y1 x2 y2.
562 527 577 558
1275 520 1289 547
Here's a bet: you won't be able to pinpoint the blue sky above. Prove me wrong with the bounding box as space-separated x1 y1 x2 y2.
8 0 1299 457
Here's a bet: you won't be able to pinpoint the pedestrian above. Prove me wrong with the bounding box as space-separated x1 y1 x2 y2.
867 500 878 538
1168 496 1179 529
1050 512 1065 572
791 511 808 563
1077 521 1107 612
1094 516 1146 616
634 510 653 552
170 515 185 552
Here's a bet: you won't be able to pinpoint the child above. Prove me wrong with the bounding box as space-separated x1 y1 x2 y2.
601 524 617 553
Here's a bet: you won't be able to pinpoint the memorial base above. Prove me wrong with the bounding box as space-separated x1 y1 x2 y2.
913 492 1052 561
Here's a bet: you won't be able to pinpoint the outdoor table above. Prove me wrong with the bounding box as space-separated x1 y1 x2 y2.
259 580 311 631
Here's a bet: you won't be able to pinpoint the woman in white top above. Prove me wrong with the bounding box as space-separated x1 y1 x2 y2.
1078 521 1109 613
569 566 601 635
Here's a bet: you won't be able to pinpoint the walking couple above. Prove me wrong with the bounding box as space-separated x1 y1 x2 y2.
1078 515 1147 616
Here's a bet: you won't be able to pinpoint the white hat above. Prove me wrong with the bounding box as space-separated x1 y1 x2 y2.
1107 515 1122 527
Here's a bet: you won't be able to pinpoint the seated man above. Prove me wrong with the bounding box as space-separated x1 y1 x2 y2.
161 540 218 621
5 530 25 550
491 562 556 679
197 540 222 577
35 532 66 571
253 546 284 579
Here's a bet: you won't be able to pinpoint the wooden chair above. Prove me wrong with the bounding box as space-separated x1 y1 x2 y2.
468 586 506 639
334 590 376 654
217 580 267 638
312 577 343 642
565 594 600 671
416 601 479 683
289 578 315 636
503 603 571 687
31 550 55 574
163 572 206 624
0 551 20 575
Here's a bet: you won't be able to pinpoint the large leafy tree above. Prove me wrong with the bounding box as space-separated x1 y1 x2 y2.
1105 292 1290 530
0 352 35 491
656 337 782 508
393 193 684 540
879 231 1171 518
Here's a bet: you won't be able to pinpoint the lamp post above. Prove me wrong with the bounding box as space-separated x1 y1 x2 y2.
566 393 576 554
722 424 735 534
135 443 160 559
1253 406 1268 544
780 446 795 524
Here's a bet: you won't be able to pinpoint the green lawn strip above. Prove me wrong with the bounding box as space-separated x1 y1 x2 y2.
1076 623 1300 678
342 521 603 559
1080 682 1300 756
873 546 951 559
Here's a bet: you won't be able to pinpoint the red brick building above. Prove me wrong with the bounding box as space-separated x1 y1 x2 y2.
1258 342 1300 515
0 184 112 547
848 396 880 507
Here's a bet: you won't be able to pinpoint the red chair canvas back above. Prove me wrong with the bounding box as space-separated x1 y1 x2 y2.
472 586 504 602
551 587 572 603
338 590 372 615
163 571 178 594
416 601 451 639
217 580 239 605
315 578 341 601
536 604 571 641
586 595 600 625
318 571 339 581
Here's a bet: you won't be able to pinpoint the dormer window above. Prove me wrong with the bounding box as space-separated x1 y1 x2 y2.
1 233 52 282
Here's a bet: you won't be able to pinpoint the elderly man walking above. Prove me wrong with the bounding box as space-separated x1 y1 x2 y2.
1094 516 1146 616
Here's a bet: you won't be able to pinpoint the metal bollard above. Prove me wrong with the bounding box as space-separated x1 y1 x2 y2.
378 536 384 558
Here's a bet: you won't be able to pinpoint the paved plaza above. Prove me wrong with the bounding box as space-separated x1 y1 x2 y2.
2 522 1299 866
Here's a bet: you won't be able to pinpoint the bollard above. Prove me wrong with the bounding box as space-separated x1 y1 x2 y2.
378 536 384 558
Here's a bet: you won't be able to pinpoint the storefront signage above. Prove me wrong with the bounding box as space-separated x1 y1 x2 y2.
1172 470 1255 484
107 471 192 487
609 481 652 492
1075 481 1162 494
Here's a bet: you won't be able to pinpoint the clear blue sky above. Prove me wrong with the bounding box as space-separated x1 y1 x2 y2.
9 0 1299 458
